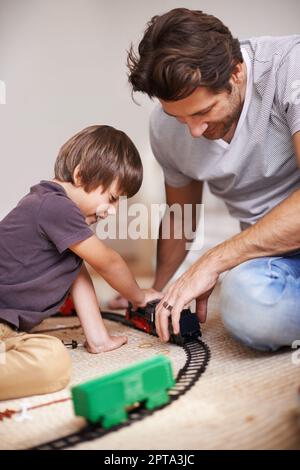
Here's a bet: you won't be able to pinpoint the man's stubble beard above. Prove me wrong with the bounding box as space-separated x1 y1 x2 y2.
203 86 244 141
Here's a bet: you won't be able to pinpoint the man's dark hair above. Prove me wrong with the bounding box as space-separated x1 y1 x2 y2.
127 8 243 101
54 125 143 197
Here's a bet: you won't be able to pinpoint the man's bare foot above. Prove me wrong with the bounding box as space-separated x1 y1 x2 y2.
85 335 128 354
107 295 129 310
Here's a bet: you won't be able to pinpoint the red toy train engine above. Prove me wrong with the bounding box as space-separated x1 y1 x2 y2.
125 299 201 345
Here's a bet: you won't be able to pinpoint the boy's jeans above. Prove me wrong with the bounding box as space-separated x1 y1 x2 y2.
220 252 300 351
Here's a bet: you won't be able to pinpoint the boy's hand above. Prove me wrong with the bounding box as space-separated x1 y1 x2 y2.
132 288 163 309
108 289 163 311
107 295 130 310
85 335 128 354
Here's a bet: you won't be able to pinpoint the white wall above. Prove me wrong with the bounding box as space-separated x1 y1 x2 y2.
0 0 299 270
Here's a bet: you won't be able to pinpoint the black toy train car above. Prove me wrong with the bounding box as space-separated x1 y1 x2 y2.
125 299 201 345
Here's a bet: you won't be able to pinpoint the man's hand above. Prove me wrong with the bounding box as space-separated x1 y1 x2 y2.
155 254 219 342
153 132 300 343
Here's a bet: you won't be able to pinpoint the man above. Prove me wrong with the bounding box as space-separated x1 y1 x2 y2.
126 8 300 351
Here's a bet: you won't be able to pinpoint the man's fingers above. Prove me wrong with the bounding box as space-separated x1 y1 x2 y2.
156 297 185 341
160 310 171 342
155 307 170 342
170 303 183 336
156 294 177 342
155 302 167 341
196 297 208 323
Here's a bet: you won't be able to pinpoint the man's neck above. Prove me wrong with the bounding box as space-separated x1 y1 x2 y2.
222 121 239 144
222 61 248 144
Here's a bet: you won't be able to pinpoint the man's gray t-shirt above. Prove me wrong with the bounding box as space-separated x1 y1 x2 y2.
150 35 300 228
0 181 93 331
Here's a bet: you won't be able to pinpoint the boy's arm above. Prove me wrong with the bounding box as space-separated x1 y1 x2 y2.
70 263 127 353
69 235 145 307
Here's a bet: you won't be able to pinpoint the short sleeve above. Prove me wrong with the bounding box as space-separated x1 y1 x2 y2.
37 193 93 253
149 108 192 188
276 43 300 136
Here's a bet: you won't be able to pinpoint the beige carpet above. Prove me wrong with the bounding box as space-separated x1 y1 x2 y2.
0 288 299 450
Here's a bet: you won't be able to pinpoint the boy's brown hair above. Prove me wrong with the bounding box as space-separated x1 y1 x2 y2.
127 8 243 101
54 125 143 197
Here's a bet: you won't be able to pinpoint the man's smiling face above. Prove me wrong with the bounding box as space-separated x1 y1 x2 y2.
159 79 244 141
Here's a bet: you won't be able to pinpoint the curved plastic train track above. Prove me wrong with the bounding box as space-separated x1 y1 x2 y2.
28 312 210 450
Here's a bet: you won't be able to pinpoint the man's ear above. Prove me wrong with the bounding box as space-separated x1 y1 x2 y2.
73 165 82 187
231 61 244 85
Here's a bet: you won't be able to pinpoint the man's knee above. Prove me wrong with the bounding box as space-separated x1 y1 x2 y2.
220 258 300 351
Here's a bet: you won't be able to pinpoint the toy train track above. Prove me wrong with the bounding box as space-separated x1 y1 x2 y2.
28 311 210 450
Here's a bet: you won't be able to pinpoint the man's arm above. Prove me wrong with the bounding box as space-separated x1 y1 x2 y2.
209 131 300 268
153 179 203 290
154 132 300 341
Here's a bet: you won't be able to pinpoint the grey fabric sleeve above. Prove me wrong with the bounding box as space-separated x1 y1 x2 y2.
37 193 94 253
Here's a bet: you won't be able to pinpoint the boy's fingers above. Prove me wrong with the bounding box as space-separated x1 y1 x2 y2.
156 292 164 300
107 295 128 310
121 335 128 344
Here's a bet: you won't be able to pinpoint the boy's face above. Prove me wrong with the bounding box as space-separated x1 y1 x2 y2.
80 179 121 225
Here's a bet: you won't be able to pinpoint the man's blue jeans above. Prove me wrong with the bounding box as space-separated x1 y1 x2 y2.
220 253 300 351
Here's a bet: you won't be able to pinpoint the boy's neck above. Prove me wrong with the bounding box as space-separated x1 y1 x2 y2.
52 179 81 206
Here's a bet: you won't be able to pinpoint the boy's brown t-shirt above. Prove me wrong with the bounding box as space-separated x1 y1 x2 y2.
0 180 93 331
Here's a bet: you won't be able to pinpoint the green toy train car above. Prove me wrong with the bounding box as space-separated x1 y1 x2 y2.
71 355 175 429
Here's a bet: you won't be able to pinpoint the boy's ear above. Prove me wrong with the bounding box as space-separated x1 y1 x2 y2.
73 165 82 187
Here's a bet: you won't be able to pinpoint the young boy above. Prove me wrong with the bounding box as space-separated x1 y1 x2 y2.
0 125 162 400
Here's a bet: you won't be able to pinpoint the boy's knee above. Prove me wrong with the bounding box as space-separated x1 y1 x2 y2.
33 335 72 392
220 259 296 351
0 334 72 400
